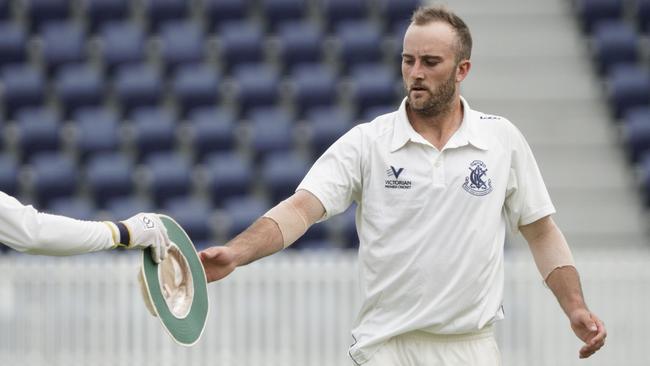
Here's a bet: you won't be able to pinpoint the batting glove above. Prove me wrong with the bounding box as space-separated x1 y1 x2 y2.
117 213 171 264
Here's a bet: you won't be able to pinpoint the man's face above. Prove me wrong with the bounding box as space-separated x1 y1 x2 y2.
401 22 468 116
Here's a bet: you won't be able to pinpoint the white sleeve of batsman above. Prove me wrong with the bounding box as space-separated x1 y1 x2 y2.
0 191 115 255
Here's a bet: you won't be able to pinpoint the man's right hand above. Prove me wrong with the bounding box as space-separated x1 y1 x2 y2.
199 246 238 283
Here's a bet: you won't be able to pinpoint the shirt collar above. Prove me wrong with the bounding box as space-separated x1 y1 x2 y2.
390 96 489 152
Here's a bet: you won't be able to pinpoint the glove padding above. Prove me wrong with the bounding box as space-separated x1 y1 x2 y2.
122 213 171 263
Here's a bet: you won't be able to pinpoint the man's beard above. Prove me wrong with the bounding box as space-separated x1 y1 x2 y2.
405 70 457 118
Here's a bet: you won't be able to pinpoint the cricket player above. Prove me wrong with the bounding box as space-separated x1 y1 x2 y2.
0 191 170 263
200 5 606 365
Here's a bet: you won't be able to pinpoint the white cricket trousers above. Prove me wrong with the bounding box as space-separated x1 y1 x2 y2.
361 326 501 366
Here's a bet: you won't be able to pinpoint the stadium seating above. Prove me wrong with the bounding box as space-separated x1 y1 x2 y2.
2 64 46 118
164 196 213 243
187 107 236 162
203 0 248 29
113 63 163 115
277 21 324 73
15 107 61 162
638 0 650 32
321 0 368 31
260 151 310 203
55 64 104 118
349 63 399 117
221 196 268 238
204 151 254 205
336 20 383 73
622 107 650 162
305 106 353 158
248 106 294 161
40 21 87 74
159 21 205 74
146 151 193 206
0 153 18 196
49 197 96 220
290 63 337 116
130 106 177 162
143 0 188 32
606 64 650 118
0 21 27 67
379 0 420 31
171 63 220 117
25 0 70 31
218 21 265 73
107 195 154 220
86 152 134 207
261 0 306 31
99 21 146 74
84 0 130 33
74 107 120 161
233 64 281 115
591 21 639 75
576 0 623 33
31 152 78 208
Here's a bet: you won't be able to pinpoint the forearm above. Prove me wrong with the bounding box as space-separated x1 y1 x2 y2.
0 191 114 254
546 266 588 317
226 217 284 266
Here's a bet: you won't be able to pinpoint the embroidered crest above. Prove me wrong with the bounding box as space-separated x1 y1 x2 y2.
385 166 411 189
463 160 492 196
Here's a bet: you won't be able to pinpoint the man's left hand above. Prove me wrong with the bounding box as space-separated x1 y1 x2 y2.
569 308 606 358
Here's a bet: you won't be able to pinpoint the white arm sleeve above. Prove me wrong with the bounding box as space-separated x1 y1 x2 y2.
0 191 115 255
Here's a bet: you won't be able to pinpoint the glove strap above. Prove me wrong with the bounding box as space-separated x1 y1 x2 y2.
115 222 131 248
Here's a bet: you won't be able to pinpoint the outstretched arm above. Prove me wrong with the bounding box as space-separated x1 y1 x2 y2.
520 216 606 359
199 189 325 283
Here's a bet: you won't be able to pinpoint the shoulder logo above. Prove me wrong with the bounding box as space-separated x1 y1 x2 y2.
385 166 411 189
463 160 493 196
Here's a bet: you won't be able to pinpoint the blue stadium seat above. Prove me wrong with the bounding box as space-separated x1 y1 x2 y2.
607 64 650 118
49 197 95 220
26 0 70 31
576 0 623 33
639 0 650 33
172 63 220 117
188 107 236 162
277 21 324 73
106 195 153 220
100 21 146 73
622 107 650 162
159 21 205 73
289 239 334 250
74 107 120 161
338 203 358 248
204 151 253 205
55 64 104 118
261 0 306 31
2 64 46 118
233 64 280 114
592 21 639 75
221 196 268 238
146 152 192 206
0 0 9 20
0 153 18 196
130 106 176 162
392 20 410 64
379 0 420 31
164 196 213 242
363 105 395 121
290 63 337 116
0 22 27 68
143 0 188 32
31 152 78 208
85 0 129 33
15 107 61 162
86 152 134 208
203 0 248 29
40 21 86 74
305 106 352 158
114 63 163 115
349 64 399 117
336 21 383 73
321 0 368 31
248 106 294 161
261 151 309 203
218 21 265 73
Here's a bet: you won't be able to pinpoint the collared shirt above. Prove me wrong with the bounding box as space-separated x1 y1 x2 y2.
0 191 114 255
297 97 555 364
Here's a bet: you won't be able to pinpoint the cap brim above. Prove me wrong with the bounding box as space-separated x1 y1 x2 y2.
141 215 209 346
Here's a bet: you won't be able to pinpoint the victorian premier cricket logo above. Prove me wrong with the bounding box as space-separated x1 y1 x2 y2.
463 160 492 196
385 166 412 189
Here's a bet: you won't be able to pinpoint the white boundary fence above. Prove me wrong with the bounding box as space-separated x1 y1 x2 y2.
1 248 649 366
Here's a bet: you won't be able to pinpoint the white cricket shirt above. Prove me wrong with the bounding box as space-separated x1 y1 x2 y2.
0 191 114 255
297 97 555 364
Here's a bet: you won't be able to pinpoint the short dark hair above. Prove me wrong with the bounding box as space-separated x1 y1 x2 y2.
411 5 472 62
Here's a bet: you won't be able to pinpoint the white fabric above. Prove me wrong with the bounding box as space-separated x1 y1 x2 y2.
0 191 114 255
297 97 555 364
361 326 500 366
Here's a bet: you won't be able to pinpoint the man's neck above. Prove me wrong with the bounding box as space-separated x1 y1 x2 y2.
406 97 464 151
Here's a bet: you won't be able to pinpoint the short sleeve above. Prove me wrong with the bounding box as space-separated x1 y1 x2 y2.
297 126 363 221
504 125 556 232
